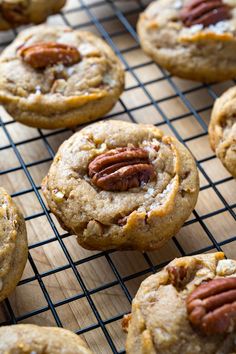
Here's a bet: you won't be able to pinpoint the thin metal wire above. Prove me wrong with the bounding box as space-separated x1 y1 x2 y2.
0 0 235 353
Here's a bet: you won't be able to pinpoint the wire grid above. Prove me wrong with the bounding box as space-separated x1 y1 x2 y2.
0 0 235 352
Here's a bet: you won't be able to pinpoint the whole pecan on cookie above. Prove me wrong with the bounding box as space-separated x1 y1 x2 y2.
18 42 81 69
88 147 156 192
180 0 231 27
187 277 236 335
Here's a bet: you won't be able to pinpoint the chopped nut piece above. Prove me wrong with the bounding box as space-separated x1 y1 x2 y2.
216 259 236 276
122 314 132 333
53 190 65 202
167 265 188 288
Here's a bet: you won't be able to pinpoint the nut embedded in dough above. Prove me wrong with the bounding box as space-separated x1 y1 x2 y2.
19 42 81 69
187 277 236 335
88 147 156 191
180 0 231 27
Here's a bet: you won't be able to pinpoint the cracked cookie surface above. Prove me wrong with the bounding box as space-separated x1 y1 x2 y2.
0 324 93 353
125 252 236 354
0 0 66 30
209 86 236 177
0 25 124 129
42 120 199 251
137 0 236 82
0 187 27 302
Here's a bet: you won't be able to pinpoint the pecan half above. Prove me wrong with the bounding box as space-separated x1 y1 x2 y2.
88 147 156 192
187 277 236 335
180 0 231 27
18 42 80 69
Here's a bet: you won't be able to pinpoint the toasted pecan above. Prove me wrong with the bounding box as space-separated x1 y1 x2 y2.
88 147 156 192
187 277 236 335
19 42 80 69
180 0 231 27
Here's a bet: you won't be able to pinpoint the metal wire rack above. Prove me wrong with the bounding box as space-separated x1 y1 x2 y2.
0 0 235 352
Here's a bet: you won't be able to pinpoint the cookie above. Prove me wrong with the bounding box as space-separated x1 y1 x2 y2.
137 0 236 83
0 324 93 353
41 120 199 251
0 0 66 30
0 25 124 129
209 86 236 177
0 187 28 302
125 252 236 354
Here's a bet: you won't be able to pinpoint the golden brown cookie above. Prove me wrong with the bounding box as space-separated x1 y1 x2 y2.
209 86 236 177
0 324 93 353
42 120 199 251
0 187 28 302
0 25 124 129
137 0 236 83
125 252 236 354
0 0 66 30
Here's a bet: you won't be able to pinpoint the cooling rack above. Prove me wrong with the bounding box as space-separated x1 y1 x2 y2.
0 0 235 352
